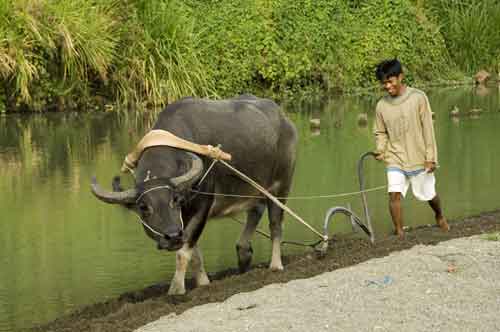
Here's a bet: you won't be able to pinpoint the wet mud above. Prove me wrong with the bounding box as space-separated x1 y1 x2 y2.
31 210 500 332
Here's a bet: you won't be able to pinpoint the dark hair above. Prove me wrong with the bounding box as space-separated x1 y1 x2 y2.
375 59 403 81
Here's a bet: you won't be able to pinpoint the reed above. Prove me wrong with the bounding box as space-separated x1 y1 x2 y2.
426 0 500 73
0 0 119 110
112 0 214 107
0 0 213 112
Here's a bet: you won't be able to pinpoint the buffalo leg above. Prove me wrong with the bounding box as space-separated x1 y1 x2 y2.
267 200 285 271
236 202 265 272
168 243 193 295
191 245 210 287
168 203 211 295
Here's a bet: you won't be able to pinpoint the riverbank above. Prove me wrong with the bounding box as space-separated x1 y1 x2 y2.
31 210 500 332
5 0 500 112
138 235 500 332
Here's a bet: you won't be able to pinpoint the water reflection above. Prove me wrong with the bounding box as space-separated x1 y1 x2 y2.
0 86 499 331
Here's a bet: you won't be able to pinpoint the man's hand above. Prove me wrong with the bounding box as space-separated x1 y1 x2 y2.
424 161 436 173
374 152 384 161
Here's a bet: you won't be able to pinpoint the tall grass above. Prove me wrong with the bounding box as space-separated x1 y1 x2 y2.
425 0 500 74
112 0 214 106
0 0 213 112
0 1 39 105
0 0 119 110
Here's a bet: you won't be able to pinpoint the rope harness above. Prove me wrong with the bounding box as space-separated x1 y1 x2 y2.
199 154 379 250
137 154 380 249
123 129 378 250
135 184 185 237
190 185 386 200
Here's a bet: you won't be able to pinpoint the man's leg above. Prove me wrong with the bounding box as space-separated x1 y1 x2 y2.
428 194 450 231
411 172 450 232
387 170 407 239
389 192 404 239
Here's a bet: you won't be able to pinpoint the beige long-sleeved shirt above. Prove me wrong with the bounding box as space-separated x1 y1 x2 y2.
373 87 438 172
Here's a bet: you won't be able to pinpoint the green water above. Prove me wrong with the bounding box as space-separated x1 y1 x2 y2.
0 86 499 331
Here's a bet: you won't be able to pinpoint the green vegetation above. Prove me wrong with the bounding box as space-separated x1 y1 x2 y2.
481 232 500 241
423 0 500 74
0 0 499 112
0 0 212 112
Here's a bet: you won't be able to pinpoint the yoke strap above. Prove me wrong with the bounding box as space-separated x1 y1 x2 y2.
122 129 232 173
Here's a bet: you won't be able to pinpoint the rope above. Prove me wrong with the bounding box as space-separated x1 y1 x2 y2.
197 158 218 186
218 160 328 241
230 217 323 248
135 185 173 203
190 184 387 200
138 211 185 237
138 216 165 237
121 128 378 246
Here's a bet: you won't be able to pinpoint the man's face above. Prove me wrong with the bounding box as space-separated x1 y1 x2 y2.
381 74 404 97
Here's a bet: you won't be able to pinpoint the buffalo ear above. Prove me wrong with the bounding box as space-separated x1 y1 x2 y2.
112 176 124 192
171 152 204 189
112 176 138 211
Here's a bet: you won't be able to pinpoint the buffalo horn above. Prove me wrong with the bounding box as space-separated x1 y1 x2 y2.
170 152 204 188
91 176 138 204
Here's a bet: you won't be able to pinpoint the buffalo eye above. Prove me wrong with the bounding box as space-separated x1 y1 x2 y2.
170 193 185 207
138 202 152 217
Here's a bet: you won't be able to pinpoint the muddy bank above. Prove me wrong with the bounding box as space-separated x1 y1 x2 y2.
31 210 500 332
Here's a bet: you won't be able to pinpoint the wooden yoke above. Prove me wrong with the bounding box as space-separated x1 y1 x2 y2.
121 129 232 173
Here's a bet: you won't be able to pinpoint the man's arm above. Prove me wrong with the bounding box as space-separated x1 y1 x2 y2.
419 95 438 171
373 106 388 160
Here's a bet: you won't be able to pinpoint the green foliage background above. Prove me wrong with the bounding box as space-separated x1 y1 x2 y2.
0 0 498 112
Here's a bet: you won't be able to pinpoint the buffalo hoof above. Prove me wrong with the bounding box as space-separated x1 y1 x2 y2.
236 243 253 273
168 282 186 296
269 262 284 271
195 272 210 287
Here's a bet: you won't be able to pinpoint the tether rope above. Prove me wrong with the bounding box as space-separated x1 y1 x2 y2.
218 160 328 240
230 216 324 248
190 185 386 200
121 130 378 245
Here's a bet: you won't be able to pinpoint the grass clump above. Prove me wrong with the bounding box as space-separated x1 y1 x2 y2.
111 0 214 107
424 0 500 74
481 232 500 241
0 0 213 112
0 0 119 111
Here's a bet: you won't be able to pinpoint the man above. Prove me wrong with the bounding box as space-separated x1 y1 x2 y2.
373 59 449 239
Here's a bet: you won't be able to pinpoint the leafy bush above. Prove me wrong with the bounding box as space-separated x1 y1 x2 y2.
335 0 455 88
184 0 270 96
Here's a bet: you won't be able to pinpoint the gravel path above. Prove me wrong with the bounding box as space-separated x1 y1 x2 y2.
136 235 500 332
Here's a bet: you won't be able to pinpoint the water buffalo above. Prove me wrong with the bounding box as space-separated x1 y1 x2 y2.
91 95 297 295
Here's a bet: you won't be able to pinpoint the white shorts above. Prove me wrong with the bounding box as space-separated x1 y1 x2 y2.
387 168 436 201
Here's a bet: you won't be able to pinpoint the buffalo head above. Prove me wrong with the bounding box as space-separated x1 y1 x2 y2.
91 152 203 251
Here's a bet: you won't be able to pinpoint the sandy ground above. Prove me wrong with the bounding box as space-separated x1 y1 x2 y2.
32 210 500 332
137 234 500 332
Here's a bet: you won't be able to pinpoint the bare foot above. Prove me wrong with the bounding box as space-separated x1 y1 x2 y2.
436 216 450 232
394 229 405 240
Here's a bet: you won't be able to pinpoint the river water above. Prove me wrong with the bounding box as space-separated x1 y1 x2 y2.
0 86 499 331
